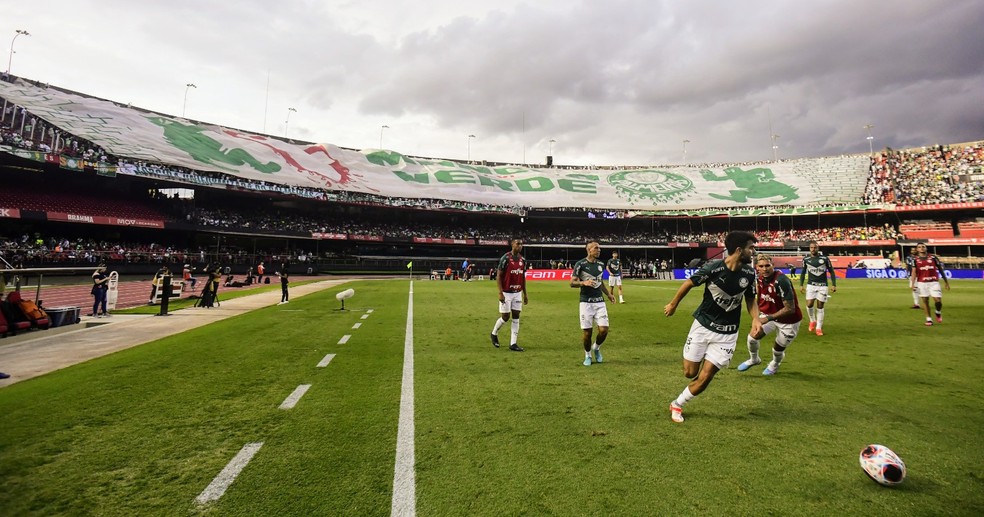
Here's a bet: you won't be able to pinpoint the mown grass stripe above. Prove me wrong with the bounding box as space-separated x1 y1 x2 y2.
279 384 311 410
316 353 336 368
391 282 416 516
338 335 351 344
194 442 264 506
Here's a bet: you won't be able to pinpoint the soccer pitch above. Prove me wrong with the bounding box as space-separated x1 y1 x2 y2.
1 278 982 515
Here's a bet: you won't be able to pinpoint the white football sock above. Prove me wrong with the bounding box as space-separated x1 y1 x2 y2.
772 348 786 365
807 306 816 322
674 387 695 407
510 319 520 345
911 290 920 305
816 309 825 329
492 317 505 335
746 335 760 362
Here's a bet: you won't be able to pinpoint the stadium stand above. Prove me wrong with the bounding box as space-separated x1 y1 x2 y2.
2 74 983 279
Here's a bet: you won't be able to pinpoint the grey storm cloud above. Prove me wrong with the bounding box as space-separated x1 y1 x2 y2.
347 0 984 163
4 0 982 165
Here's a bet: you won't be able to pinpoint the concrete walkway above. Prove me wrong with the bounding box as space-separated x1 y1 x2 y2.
0 279 352 387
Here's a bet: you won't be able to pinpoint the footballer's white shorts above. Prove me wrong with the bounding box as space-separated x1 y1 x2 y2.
579 301 609 329
760 320 802 348
805 284 829 302
498 291 524 313
683 320 738 369
915 281 943 299
608 275 622 287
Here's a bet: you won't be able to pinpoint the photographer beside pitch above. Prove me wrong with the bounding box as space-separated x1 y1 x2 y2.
664 231 761 423
736 253 803 375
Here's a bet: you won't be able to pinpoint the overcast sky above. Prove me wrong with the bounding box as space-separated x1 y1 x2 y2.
5 0 983 166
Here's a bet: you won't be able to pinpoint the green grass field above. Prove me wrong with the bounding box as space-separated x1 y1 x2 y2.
1 278 982 515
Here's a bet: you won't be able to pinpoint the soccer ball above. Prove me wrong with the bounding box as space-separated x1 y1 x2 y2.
859 444 906 486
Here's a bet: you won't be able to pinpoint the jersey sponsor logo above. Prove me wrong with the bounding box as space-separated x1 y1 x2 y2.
706 321 738 333
807 265 827 276
708 283 744 312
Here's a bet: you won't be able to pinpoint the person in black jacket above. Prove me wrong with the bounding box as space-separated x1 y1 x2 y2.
91 264 111 317
277 262 290 305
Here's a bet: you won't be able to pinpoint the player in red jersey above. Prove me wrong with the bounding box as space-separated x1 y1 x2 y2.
737 254 803 375
491 238 528 351
911 242 950 326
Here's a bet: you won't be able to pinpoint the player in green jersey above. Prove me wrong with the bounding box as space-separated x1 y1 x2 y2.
664 231 762 423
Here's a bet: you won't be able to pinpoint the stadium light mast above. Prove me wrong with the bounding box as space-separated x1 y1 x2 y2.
379 124 389 149
7 29 30 76
864 124 875 155
467 134 476 161
771 133 780 162
284 107 297 138
682 139 690 165
182 83 197 118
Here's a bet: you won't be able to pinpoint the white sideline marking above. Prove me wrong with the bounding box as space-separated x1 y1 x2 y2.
361 314 370 320
279 384 311 409
352 322 362 329
338 335 351 344
391 281 416 516
195 442 264 505
367 309 374 313
317 353 336 368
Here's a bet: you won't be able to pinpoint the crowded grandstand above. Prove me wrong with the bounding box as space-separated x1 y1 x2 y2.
2 74 983 278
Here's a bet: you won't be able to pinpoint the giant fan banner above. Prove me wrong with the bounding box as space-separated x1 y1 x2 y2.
1 80 869 210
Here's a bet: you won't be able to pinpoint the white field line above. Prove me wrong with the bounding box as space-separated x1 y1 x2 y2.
352 322 362 329
317 353 336 368
338 335 351 344
361 314 370 320
279 384 312 410
194 442 264 506
367 309 375 313
391 281 416 516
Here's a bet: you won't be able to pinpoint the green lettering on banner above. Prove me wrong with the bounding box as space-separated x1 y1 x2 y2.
493 166 529 175
393 170 430 184
477 175 514 191
558 177 597 194
459 163 494 175
365 150 407 167
435 170 477 184
516 177 553 192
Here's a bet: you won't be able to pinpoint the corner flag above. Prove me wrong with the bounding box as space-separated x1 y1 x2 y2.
406 261 413 269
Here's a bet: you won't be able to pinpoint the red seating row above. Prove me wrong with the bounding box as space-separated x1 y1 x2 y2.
0 187 164 220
